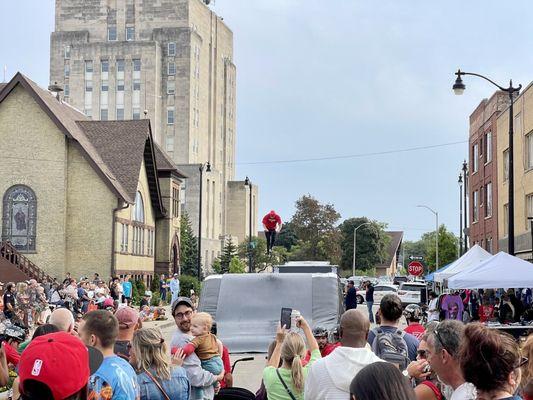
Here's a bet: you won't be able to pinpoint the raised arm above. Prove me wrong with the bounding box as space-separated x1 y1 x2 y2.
267 324 286 368
297 316 318 352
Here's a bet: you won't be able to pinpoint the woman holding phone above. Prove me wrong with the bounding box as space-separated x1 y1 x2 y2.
262 315 320 400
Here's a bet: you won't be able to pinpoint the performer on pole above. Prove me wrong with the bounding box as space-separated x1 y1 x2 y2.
262 210 282 254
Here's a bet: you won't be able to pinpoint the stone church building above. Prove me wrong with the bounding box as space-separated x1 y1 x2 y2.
0 73 186 282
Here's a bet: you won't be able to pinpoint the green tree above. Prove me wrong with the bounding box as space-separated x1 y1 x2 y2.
290 195 341 261
237 237 286 272
180 212 199 277
220 238 237 272
276 222 298 250
338 217 390 273
402 240 428 265
422 225 458 271
229 257 247 273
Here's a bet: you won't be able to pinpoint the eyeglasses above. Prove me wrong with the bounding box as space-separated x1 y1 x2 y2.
174 310 193 320
434 329 453 356
417 349 427 359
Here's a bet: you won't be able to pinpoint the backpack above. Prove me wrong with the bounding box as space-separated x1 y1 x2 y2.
371 327 410 370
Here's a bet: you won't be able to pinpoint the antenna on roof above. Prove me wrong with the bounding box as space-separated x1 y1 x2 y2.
48 82 64 102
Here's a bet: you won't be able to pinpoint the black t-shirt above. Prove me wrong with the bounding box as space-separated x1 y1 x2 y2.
366 285 374 302
140 298 149 308
3 292 15 312
114 340 131 360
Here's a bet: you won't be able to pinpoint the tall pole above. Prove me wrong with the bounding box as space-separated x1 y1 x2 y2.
459 175 463 255
248 180 253 273
508 89 515 255
463 160 468 252
197 165 204 281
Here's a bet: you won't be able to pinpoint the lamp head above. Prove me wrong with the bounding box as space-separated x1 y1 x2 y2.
244 176 250 186
206 162 211 172
458 174 463 184
453 70 466 95
462 159 468 172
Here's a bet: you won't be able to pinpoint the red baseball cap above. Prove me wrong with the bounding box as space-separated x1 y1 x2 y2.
18 332 103 399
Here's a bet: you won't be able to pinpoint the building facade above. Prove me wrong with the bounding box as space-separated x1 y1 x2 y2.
50 0 251 274
467 91 509 253
0 73 184 281
496 82 533 259
226 181 259 244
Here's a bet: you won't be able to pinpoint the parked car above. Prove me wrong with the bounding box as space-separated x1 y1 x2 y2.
355 283 398 305
393 276 409 286
398 281 427 306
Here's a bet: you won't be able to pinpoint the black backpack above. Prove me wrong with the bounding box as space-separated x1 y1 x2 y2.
371 327 410 370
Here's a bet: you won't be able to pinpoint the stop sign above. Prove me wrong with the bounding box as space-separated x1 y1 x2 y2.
408 261 424 276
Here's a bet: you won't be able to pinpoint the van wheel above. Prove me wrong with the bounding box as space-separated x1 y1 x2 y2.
357 295 364 304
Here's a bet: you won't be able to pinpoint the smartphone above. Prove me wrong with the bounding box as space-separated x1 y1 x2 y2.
280 307 292 329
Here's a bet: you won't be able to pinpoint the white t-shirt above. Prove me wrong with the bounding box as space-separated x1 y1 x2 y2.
428 298 440 321
450 382 477 400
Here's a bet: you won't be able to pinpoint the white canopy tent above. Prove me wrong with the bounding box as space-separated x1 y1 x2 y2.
448 251 533 289
433 244 492 283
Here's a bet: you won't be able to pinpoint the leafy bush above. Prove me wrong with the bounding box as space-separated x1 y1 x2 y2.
132 279 146 306
150 274 160 293
179 275 201 297
150 292 161 306
229 257 246 274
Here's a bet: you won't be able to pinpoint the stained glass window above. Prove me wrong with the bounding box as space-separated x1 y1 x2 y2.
2 185 37 252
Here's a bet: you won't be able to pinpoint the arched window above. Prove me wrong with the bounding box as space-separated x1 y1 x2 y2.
2 185 37 252
133 191 145 223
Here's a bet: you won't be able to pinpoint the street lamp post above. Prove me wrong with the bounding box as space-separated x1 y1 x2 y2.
352 222 372 277
462 160 468 252
418 205 439 270
244 176 253 273
453 70 521 255
197 162 211 281
458 174 463 255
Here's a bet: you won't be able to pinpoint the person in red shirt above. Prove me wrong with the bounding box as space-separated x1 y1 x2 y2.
403 304 425 340
478 298 495 323
303 327 339 363
262 210 282 254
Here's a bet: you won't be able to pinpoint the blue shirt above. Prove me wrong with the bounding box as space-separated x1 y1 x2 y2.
89 355 140 400
137 367 190 400
367 325 420 361
122 281 133 298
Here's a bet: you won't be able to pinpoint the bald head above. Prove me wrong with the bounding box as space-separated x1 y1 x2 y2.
49 308 75 333
339 309 369 347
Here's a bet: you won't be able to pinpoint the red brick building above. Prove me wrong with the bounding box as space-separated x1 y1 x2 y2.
468 91 509 253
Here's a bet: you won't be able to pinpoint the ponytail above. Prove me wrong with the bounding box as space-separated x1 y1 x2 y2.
291 354 304 393
280 332 306 394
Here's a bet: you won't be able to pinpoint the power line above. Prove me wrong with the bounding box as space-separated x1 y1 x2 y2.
237 140 467 166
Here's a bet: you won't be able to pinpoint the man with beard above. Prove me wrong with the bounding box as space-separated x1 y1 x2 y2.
170 297 224 400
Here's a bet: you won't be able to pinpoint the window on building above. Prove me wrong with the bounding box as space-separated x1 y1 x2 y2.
133 59 141 72
168 42 176 56
486 237 493 254
1 185 37 252
101 60 109 73
485 131 492 163
116 108 124 120
473 190 479 222
486 182 492 218
64 84 70 98
108 26 117 41
181 183 186 206
100 109 108 121
167 108 175 125
527 132 533 170
117 59 125 72
64 63 70 78
133 81 141 91
166 135 174 152
168 62 176 76
133 108 141 120
172 186 180 218
472 143 479 173
126 27 135 41
121 224 128 252
167 80 175 95
85 108 92 118
134 191 145 223
85 61 93 73
64 46 71 59
117 80 125 91
101 82 109 91
504 203 509 237
85 80 93 92
504 149 510 181
527 194 533 231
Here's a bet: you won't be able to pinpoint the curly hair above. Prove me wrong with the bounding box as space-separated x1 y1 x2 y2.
459 323 520 393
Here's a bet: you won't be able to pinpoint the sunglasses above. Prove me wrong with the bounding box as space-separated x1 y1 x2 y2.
434 329 453 356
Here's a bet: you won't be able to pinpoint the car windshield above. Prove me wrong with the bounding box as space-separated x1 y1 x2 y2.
400 284 424 292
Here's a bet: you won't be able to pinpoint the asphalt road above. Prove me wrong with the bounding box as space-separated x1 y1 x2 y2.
159 303 394 393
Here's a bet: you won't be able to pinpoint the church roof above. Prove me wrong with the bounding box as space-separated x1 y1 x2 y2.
0 73 166 216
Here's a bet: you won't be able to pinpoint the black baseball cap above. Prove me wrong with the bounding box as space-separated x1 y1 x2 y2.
171 297 194 316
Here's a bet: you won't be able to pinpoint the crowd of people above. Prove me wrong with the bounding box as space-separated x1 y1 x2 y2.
0 270 532 399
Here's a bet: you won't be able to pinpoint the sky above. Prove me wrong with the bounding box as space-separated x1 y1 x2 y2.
3 1 533 240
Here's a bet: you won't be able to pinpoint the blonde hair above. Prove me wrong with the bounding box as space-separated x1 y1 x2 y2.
132 328 172 381
280 332 306 393
16 282 27 294
192 312 213 331
522 334 533 387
